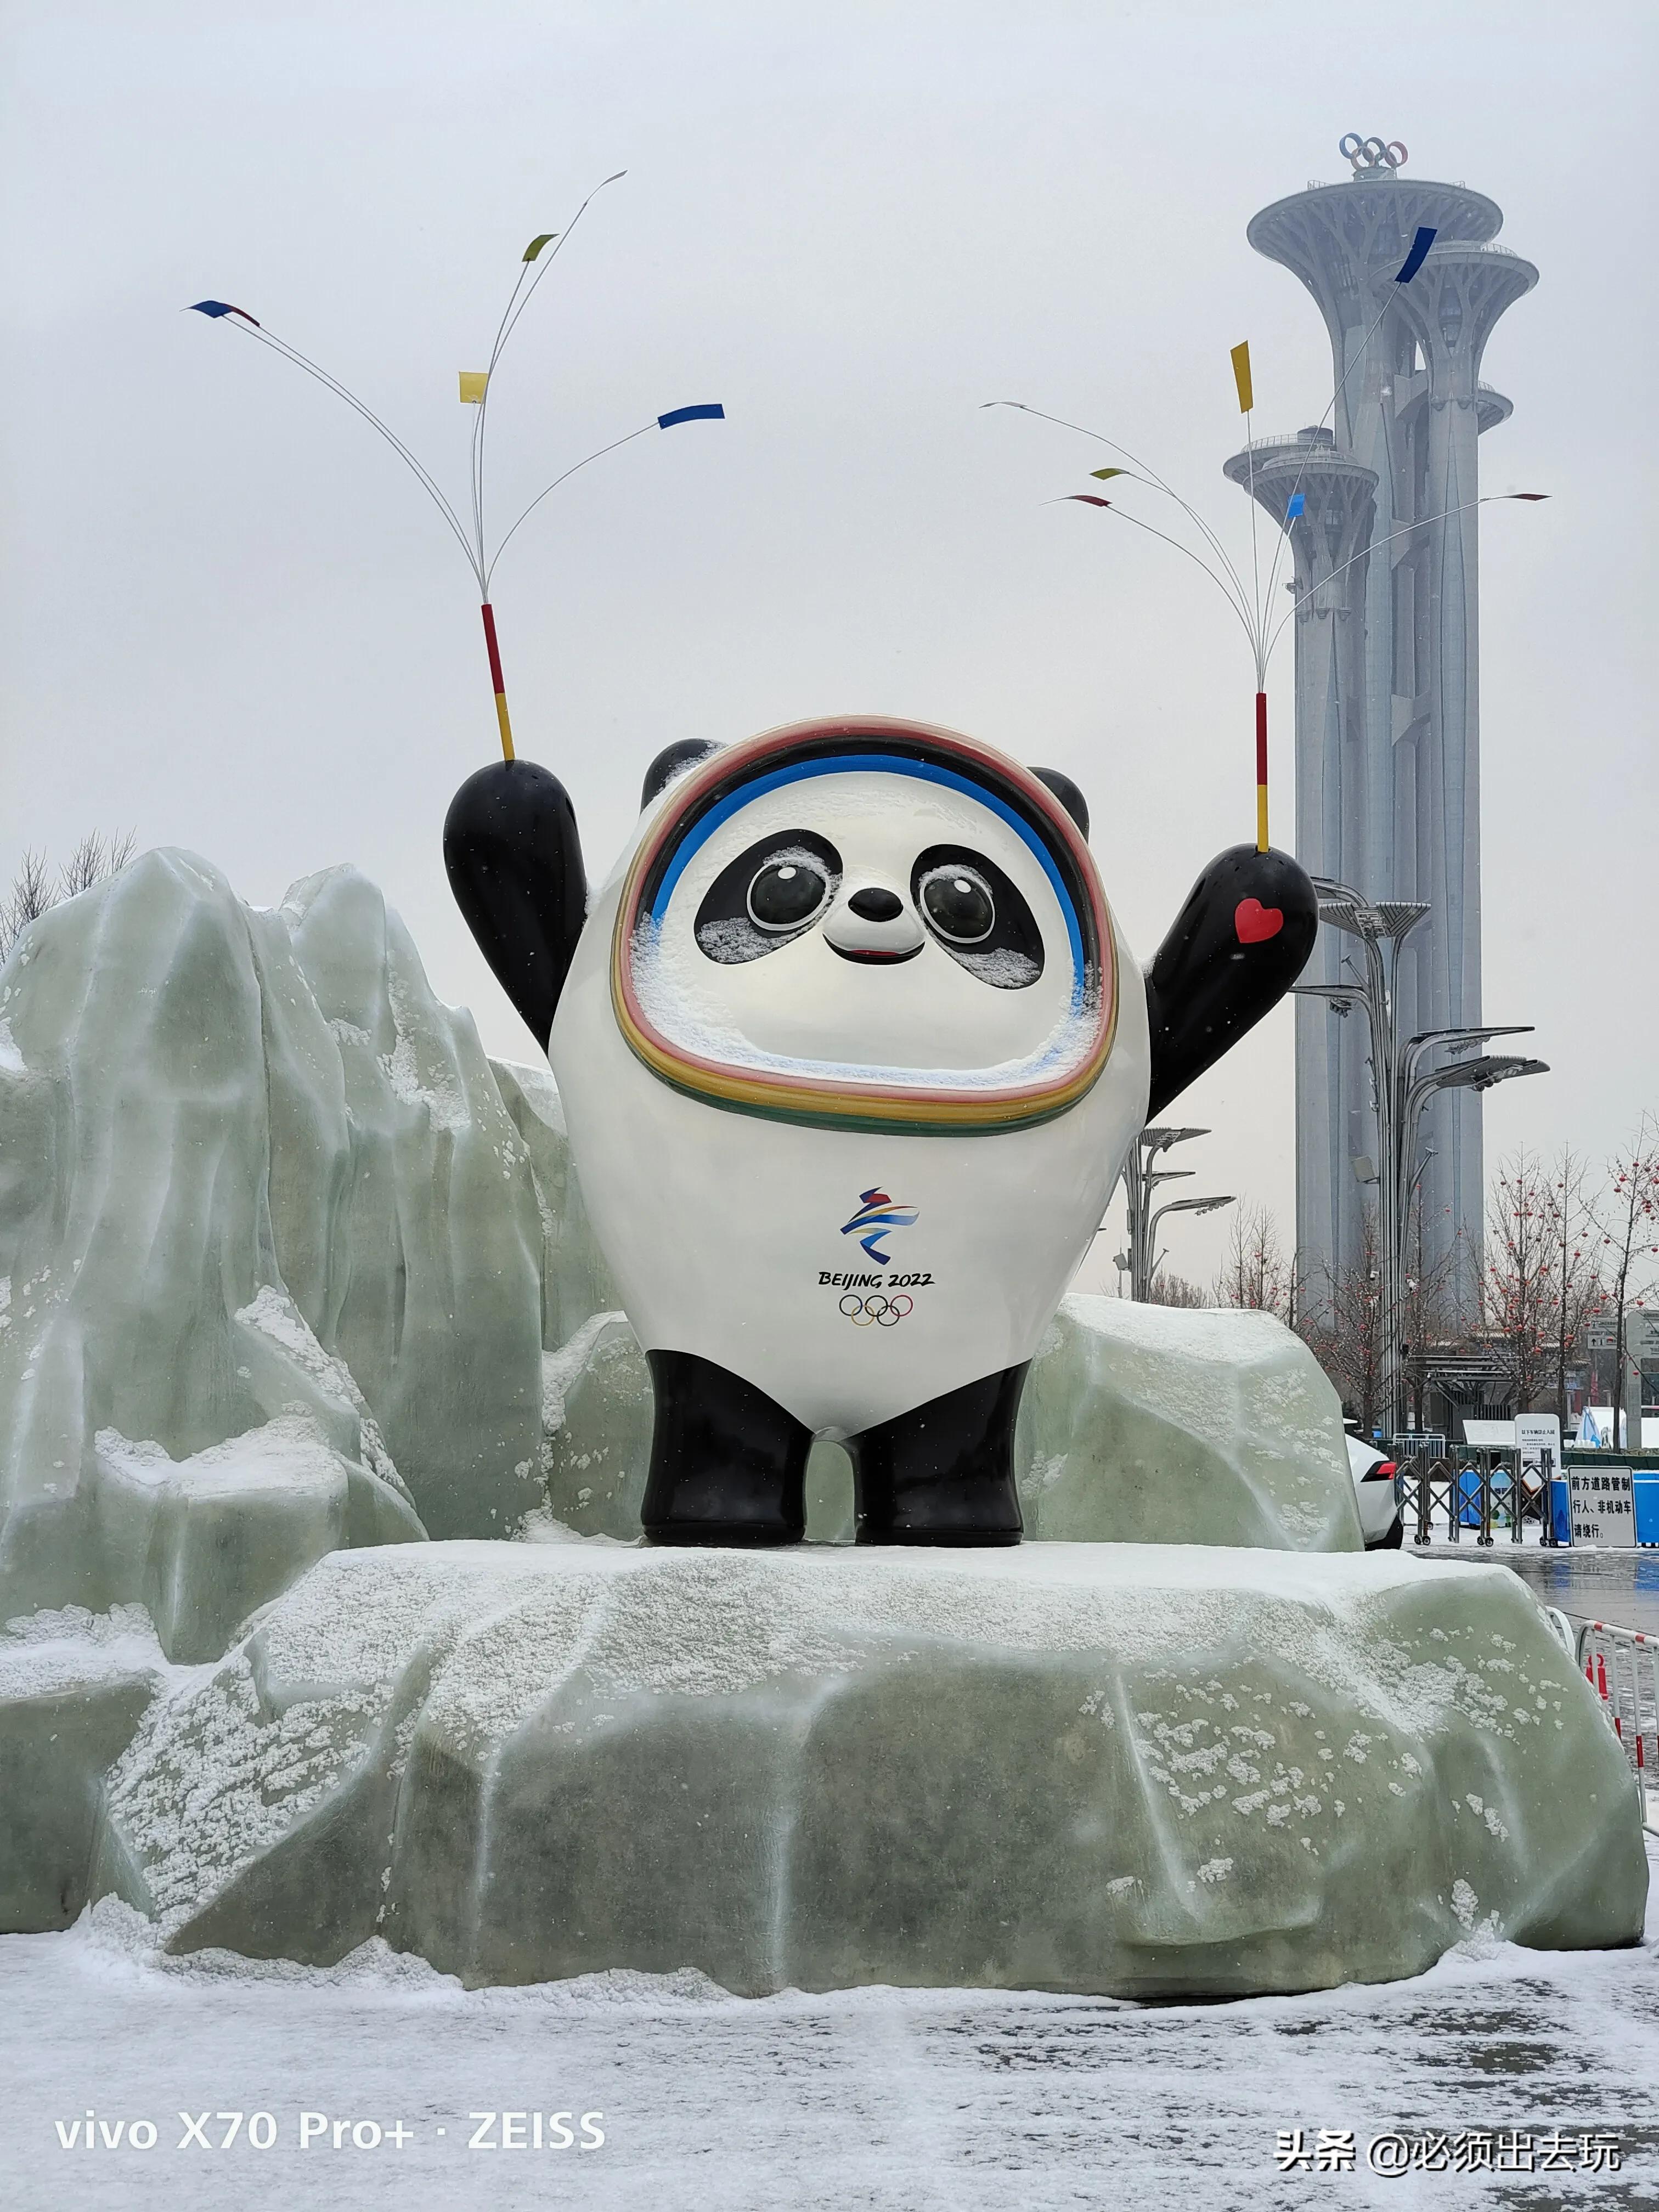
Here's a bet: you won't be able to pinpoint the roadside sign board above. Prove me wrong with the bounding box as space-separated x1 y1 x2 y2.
1514 1413 1560 1503
1567 1465 1637 1548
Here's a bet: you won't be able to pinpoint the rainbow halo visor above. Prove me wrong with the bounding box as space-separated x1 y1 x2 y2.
611 718 1118 1135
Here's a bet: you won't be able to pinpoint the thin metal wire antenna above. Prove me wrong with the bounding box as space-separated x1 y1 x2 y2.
221 168 635 599
1259 292 1401 613
496 173 625 356
1263 493 1526 663
470 262 531 570
471 171 627 587
983 401 1254 628
228 319 483 586
484 421 658 590
1243 404 1263 684
471 260 532 578
1064 500 1262 659
1060 466 1257 634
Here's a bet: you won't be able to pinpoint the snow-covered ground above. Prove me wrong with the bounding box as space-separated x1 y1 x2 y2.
5 1845 1656 2212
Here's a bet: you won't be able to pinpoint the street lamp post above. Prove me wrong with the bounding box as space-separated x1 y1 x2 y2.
1146 1193 1237 1291
1295 877 1548 1440
1116 1127 1233 1300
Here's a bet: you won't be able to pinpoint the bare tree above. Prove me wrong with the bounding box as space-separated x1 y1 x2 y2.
1299 1212 1382 1434
1213 1203 1293 1322
1483 1148 1557 1413
1592 1119 1659 1452
1147 1269 1207 1309
57 830 135 899
0 850 52 963
1540 1148 1602 1433
0 834 136 962
1397 1194 1472 1433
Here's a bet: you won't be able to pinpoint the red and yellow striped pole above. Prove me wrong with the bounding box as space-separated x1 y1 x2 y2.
1255 689 1269 852
480 601 515 763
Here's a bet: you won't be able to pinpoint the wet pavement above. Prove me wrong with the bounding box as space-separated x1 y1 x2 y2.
1415 1542 1659 1638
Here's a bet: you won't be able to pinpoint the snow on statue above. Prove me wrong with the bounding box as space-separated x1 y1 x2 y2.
444 714 1317 1545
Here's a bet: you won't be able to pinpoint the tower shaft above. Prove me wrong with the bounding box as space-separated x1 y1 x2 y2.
1238 155 1537 1309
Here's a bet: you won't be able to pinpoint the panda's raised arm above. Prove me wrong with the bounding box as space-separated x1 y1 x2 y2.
444 759 588 1053
1142 843 1318 1119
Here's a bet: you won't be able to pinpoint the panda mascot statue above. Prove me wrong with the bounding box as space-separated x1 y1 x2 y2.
445 715 1315 1548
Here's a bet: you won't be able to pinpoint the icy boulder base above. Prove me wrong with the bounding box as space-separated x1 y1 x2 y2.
95 1542 1645 1997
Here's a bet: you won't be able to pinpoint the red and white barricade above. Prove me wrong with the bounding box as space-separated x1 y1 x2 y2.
1577 1620 1659 1830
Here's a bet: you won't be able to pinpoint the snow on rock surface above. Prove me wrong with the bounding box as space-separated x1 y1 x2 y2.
1016 1295 1363 1549
94 1541 1645 1996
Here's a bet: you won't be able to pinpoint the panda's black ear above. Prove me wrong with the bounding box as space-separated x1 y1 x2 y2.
1029 766 1088 842
641 740 719 810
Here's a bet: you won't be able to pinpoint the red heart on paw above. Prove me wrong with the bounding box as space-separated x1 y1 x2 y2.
1234 897 1284 945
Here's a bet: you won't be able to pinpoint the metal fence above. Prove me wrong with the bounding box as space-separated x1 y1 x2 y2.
1576 1620 1659 1833
1394 1449 1553 1545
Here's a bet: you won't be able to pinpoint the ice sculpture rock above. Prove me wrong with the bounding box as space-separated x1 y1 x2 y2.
0 1605 182 1929
0 855 611 1643
94 1541 1646 1996
1015 1297 1363 1550
0 853 429 1653
532 1295 1361 1552
489 1059 619 1356
272 865 545 1539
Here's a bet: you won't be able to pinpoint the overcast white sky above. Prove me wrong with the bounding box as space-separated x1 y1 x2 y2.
2 1 1654 1290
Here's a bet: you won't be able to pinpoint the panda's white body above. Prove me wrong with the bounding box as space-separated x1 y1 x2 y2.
548 721 1152 1438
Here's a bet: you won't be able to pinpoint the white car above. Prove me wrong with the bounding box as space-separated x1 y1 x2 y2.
1346 1434 1403 1549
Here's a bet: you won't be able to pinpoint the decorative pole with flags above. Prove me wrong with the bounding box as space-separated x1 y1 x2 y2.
189 179 725 770
981 224 1555 862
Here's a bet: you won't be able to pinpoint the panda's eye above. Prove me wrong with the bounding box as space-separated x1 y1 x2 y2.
747 859 830 933
920 866 995 945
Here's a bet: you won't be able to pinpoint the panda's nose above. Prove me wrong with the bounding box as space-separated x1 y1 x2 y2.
848 886 904 922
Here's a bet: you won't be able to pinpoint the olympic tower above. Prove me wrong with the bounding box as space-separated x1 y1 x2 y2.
1231 136 1537 1305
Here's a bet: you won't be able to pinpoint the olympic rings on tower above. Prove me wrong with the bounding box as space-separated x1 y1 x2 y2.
1339 134 1407 172
837 1293 914 1327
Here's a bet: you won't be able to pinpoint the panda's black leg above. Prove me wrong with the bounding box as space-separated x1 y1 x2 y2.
641 1350 811 1546
846 1365 1029 1547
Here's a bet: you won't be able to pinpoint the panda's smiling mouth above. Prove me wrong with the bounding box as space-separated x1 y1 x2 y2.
827 941 924 967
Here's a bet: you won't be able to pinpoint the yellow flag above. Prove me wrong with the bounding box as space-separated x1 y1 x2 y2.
1230 342 1253 415
459 371 489 404
1090 467 1126 482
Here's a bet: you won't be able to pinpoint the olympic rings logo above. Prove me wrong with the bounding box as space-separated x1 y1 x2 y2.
838 1293 913 1327
1340 134 1407 172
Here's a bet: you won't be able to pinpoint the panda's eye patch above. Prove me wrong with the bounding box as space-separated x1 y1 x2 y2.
695 830 842 963
748 859 830 932
919 866 995 944
911 845 1044 990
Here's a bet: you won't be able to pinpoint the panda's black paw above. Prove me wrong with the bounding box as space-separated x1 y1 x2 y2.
640 1350 810 1546
847 1365 1029 1547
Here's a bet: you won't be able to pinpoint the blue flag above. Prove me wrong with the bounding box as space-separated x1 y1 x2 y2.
1286 493 1306 520
1395 227 1436 284
187 300 261 326
658 403 725 429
